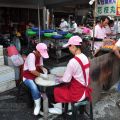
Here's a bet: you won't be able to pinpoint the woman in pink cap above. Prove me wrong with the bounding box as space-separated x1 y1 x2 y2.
23 43 49 115
46 36 92 114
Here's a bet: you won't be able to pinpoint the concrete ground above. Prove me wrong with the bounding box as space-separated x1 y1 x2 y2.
0 57 120 120
93 82 120 120
0 81 120 120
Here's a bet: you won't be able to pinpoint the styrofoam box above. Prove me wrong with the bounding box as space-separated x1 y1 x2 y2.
0 45 3 56
0 65 15 83
0 80 16 93
4 56 20 80
0 56 4 65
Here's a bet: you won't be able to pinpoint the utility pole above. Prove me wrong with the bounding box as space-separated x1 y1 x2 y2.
89 0 97 54
37 0 41 42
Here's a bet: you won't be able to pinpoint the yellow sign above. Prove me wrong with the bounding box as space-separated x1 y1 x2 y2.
117 0 120 15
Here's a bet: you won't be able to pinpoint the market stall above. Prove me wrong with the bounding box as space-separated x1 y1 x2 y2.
0 0 44 8
88 0 119 54
0 0 120 107
88 0 120 103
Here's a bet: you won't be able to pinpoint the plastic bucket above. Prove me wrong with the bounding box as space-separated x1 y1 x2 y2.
26 29 36 36
7 46 19 57
52 35 63 39
37 30 44 36
57 31 68 35
44 33 53 38
44 29 55 33
64 33 73 39
32 27 39 32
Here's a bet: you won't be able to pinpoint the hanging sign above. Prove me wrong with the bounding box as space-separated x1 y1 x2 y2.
97 0 116 16
116 0 120 15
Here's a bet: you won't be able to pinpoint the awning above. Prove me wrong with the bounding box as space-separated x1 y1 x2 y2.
0 0 44 8
45 0 89 8
0 0 90 9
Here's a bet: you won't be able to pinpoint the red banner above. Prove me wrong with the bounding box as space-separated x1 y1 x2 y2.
116 0 120 16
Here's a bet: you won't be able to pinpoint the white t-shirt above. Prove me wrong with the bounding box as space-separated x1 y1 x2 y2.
72 23 78 33
61 53 89 101
94 24 106 39
105 25 111 34
23 53 43 71
105 25 116 39
115 39 120 48
62 53 89 86
60 21 68 31
23 53 43 81
91 24 106 50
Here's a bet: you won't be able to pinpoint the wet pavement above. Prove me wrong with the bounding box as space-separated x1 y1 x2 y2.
0 88 39 120
94 82 120 120
0 81 120 120
0 58 70 120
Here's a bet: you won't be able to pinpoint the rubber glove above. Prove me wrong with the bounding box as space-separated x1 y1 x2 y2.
40 73 48 79
42 67 48 74
55 76 63 84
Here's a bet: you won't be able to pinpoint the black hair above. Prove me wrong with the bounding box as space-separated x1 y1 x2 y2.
75 45 82 49
96 16 110 25
108 20 114 26
100 16 110 22
78 22 84 26
71 17 75 21
75 44 83 52
96 16 101 24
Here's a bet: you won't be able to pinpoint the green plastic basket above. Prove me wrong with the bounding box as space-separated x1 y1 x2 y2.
26 29 36 36
64 33 73 39
44 33 53 38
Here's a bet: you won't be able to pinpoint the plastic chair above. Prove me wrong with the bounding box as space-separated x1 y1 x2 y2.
63 98 93 120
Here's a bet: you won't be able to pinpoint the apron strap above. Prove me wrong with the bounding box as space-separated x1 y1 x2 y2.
74 56 90 85
74 56 92 101
32 52 40 65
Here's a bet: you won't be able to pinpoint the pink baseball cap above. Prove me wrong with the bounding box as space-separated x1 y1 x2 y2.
63 36 82 48
36 43 49 58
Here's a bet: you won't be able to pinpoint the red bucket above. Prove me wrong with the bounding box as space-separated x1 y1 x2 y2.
7 46 19 57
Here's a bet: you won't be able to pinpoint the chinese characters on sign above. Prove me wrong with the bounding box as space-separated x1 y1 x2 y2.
97 0 116 16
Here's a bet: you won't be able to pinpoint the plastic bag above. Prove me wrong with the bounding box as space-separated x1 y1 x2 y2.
7 46 19 57
9 54 24 66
